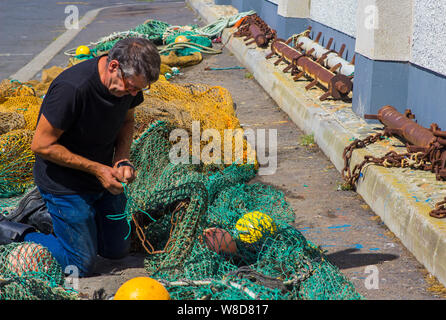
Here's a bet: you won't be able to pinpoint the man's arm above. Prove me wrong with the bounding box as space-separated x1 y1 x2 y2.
31 114 125 195
112 108 137 184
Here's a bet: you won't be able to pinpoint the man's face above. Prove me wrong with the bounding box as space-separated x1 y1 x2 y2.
107 59 149 97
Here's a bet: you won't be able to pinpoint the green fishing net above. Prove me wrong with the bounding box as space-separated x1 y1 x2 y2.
119 120 363 300
162 31 213 56
71 12 258 61
0 242 77 300
93 20 171 54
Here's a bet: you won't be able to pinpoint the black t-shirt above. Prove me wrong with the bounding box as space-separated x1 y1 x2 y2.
33 55 143 194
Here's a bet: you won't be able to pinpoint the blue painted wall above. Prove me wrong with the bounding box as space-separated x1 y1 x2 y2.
276 15 309 40
353 54 446 129
259 1 279 33
352 54 409 119
305 21 356 63
240 0 262 14
406 64 446 129
214 0 232 5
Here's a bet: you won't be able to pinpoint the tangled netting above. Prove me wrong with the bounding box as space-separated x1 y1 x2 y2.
0 68 64 214
66 11 256 64
119 121 363 300
136 76 255 165
0 79 44 201
0 13 362 297
0 71 363 300
0 242 77 300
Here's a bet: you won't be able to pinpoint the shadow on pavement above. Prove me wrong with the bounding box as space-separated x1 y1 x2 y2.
325 248 398 270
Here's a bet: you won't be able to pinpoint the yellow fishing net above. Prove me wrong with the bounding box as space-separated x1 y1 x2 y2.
0 129 35 197
139 75 256 165
0 69 63 199
0 96 42 131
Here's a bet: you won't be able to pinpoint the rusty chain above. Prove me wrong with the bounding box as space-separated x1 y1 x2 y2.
341 132 385 188
341 132 446 219
430 198 446 219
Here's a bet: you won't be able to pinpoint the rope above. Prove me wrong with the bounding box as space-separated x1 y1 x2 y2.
194 10 256 38
106 183 157 240
286 29 311 46
158 41 222 55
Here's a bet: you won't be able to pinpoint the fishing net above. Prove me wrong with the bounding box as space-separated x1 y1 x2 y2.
0 66 65 205
120 120 363 300
0 76 48 205
93 19 171 53
0 242 77 300
160 31 214 57
66 11 257 65
0 96 42 131
0 112 26 134
0 129 35 199
0 80 37 100
138 75 255 165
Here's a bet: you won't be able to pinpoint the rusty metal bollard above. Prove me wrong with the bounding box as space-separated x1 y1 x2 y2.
365 105 446 180
233 14 276 48
266 38 353 101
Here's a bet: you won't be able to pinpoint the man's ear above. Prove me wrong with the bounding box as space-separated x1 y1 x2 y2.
108 59 119 73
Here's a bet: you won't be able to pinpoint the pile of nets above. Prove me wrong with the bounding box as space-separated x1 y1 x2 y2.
136 75 255 165
0 67 66 213
0 68 363 299
0 76 76 300
120 121 363 300
66 11 256 67
0 79 45 203
0 242 77 300
0 10 363 296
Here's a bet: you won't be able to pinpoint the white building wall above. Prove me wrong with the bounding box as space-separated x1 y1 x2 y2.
355 0 413 61
309 0 358 37
411 0 446 76
277 0 310 18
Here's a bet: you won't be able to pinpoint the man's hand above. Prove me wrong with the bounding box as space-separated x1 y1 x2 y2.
94 164 126 195
113 159 136 184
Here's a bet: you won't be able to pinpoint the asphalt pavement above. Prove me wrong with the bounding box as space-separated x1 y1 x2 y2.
0 0 182 80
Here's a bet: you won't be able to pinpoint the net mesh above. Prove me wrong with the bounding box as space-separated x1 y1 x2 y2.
0 129 35 198
0 68 63 204
137 76 255 165
0 26 362 298
0 242 77 300
123 121 363 300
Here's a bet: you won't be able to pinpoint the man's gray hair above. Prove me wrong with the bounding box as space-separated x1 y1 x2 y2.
107 38 161 83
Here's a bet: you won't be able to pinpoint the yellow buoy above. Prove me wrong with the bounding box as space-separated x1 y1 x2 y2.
235 211 277 244
174 35 189 43
114 277 171 300
75 45 90 56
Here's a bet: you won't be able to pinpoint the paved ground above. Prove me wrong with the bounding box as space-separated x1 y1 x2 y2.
0 0 182 80
4 1 445 300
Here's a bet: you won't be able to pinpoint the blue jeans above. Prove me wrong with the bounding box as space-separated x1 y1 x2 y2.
24 188 131 277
